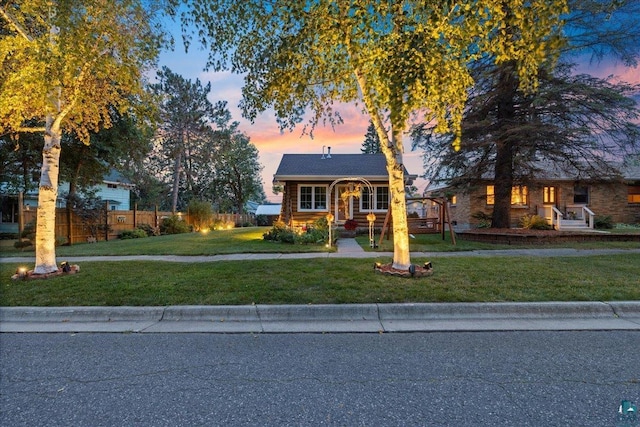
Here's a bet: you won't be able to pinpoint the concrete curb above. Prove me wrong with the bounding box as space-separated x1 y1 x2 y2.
1 302 639 333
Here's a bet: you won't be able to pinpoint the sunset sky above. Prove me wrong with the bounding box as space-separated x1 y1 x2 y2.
157 25 639 204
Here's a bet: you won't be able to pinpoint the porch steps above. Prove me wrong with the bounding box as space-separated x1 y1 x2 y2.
558 219 590 230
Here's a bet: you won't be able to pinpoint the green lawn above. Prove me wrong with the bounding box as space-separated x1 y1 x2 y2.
0 227 330 257
2 255 639 306
2 227 639 306
3 226 639 257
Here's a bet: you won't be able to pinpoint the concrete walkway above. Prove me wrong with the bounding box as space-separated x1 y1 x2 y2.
2 239 640 333
3 238 640 264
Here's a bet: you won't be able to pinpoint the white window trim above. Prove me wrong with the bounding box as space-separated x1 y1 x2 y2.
298 185 329 212
360 185 390 212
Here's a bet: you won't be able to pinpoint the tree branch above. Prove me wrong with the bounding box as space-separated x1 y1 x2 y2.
0 6 33 42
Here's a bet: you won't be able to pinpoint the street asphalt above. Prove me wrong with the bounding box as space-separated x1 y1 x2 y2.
2 238 639 333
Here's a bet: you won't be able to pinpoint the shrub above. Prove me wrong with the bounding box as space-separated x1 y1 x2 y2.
263 218 329 245
472 211 492 228
520 214 552 230
14 240 33 249
188 200 212 231
294 217 330 244
210 218 235 230
263 220 295 243
343 219 358 231
119 228 148 239
20 221 36 239
160 215 191 234
594 215 614 229
136 223 158 236
256 215 269 226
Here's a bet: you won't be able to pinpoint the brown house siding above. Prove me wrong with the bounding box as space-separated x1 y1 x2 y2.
280 181 389 229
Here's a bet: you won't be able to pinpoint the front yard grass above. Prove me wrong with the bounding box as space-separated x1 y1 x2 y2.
2 254 639 306
360 231 640 252
0 227 330 257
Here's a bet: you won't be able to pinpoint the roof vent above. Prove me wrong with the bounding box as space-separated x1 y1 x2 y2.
321 145 326 159
326 146 331 159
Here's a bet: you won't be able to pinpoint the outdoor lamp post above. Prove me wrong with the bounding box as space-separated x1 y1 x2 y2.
367 212 376 248
326 212 334 248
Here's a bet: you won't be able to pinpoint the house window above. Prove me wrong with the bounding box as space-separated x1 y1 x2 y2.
107 183 118 189
298 185 327 211
486 185 528 206
543 186 556 204
361 186 389 211
629 185 640 204
450 195 457 205
573 185 589 204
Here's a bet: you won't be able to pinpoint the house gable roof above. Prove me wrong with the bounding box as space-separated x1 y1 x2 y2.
273 153 416 183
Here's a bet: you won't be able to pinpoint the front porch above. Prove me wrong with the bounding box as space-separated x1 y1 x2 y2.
541 205 596 231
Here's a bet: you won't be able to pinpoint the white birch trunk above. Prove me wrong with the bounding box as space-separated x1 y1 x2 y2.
34 115 62 274
369 114 411 270
382 131 411 270
352 67 412 270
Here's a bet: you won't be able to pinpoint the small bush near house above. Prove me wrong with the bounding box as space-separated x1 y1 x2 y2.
160 215 191 235
263 218 328 245
119 228 148 239
520 214 552 230
343 219 358 231
263 220 295 243
136 223 159 236
472 211 492 228
295 217 330 244
594 215 614 229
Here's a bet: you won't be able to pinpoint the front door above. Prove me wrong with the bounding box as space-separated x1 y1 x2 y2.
335 185 353 223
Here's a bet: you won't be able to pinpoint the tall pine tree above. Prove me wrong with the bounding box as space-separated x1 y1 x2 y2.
361 120 382 154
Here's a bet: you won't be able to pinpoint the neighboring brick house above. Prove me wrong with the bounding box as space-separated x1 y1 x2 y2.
442 164 640 230
273 151 416 229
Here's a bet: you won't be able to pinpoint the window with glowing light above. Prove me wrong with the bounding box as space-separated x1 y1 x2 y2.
298 185 327 211
543 186 556 204
361 186 389 211
486 185 528 206
628 185 640 203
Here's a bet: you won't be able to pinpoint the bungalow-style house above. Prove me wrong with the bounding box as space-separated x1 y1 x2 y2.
0 169 133 234
441 163 640 230
273 150 417 229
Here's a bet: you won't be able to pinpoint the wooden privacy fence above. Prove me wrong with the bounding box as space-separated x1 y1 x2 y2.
21 207 255 245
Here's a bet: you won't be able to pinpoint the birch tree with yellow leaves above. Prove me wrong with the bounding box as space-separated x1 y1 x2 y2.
0 1 165 274
180 0 567 270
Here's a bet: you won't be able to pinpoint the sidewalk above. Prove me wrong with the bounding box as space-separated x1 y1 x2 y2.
2 239 639 333
3 238 640 263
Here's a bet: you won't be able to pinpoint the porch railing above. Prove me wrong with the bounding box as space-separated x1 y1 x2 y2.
582 206 595 229
550 206 595 230
551 206 563 230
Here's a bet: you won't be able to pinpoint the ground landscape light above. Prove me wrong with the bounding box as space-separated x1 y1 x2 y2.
16 267 27 279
